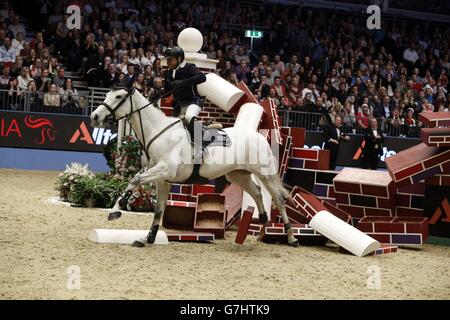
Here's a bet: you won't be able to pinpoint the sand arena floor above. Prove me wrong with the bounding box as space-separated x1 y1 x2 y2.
0 169 449 299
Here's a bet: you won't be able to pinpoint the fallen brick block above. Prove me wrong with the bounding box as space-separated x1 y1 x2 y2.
166 230 215 242
235 206 255 244
385 143 450 188
163 200 197 230
278 134 293 180
288 186 330 221
221 183 243 230
333 168 396 198
395 181 425 217
419 111 450 128
194 193 226 239
280 127 305 148
420 128 450 147
357 216 428 246
332 168 397 218
369 244 398 255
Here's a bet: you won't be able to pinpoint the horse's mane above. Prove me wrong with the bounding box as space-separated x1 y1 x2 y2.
110 82 168 118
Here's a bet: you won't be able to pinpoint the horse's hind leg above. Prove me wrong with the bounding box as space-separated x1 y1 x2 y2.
257 174 299 247
225 170 269 227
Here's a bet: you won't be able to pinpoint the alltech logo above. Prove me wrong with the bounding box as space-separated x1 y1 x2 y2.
69 121 117 146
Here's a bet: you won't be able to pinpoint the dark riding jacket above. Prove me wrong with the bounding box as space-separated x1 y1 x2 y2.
163 62 206 116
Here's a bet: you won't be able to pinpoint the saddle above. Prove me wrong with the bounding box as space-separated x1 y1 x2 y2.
185 124 232 149
182 122 232 185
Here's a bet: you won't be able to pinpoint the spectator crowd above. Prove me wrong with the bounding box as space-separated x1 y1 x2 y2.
0 0 449 136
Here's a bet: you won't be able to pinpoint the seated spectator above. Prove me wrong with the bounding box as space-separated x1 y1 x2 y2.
0 37 16 64
103 63 118 88
59 79 79 109
356 104 371 130
402 108 419 137
272 76 286 98
234 59 250 84
17 66 32 91
48 57 58 79
302 93 316 112
25 80 42 112
125 64 136 84
302 82 320 103
0 65 10 89
8 16 26 39
288 77 301 104
268 87 280 106
148 77 164 101
249 68 261 92
35 68 51 92
329 98 344 124
342 102 356 132
44 83 61 108
53 67 65 88
133 73 147 96
388 108 404 136
128 49 140 65
7 78 23 110
30 58 43 78
12 32 25 56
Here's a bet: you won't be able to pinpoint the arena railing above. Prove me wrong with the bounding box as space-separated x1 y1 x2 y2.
0 89 90 115
277 109 422 138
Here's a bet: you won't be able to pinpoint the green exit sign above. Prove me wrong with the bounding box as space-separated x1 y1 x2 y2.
245 30 263 38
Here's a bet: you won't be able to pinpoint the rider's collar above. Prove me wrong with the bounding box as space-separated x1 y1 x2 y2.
172 60 187 77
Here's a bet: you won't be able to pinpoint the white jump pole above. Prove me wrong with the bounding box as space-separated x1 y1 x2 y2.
309 211 380 257
197 73 245 112
233 102 264 130
88 229 169 245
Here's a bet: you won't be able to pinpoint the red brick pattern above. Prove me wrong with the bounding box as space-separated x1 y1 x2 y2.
385 143 450 188
420 128 450 147
235 206 255 244
419 112 450 128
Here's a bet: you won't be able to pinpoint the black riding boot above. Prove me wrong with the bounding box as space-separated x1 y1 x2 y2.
187 116 203 164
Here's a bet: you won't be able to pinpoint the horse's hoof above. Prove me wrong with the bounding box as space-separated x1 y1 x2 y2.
107 211 122 221
288 239 299 247
132 240 145 247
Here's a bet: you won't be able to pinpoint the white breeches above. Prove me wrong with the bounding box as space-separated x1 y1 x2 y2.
184 104 201 123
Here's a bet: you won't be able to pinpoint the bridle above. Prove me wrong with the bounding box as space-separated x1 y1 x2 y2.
99 86 178 160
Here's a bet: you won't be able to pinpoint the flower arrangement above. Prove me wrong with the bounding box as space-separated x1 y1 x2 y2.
114 135 143 180
55 163 94 200
54 136 157 211
69 173 128 208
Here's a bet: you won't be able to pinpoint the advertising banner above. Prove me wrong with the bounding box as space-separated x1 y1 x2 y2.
0 111 117 153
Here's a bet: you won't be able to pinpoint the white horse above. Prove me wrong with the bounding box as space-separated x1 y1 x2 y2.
90 84 298 247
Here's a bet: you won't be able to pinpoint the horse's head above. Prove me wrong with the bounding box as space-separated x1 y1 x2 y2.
90 83 136 128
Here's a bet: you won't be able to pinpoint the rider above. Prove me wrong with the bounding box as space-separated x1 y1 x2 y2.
162 46 221 137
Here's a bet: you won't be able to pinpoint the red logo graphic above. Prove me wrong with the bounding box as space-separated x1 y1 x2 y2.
353 140 366 160
69 121 94 144
24 115 56 144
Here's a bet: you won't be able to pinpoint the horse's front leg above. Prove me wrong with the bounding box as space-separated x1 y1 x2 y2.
136 179 171 246
107 161 170 221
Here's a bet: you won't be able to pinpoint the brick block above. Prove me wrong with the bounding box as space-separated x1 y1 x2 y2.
280 127 305 148
333 168 395 198
163 201 197 230
235 206 255 245
419 112 450 128
194 194 226 238
166 230 215 242
420 128 450 147
221 183 243 229
385 143 450 188
369 244 398 255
